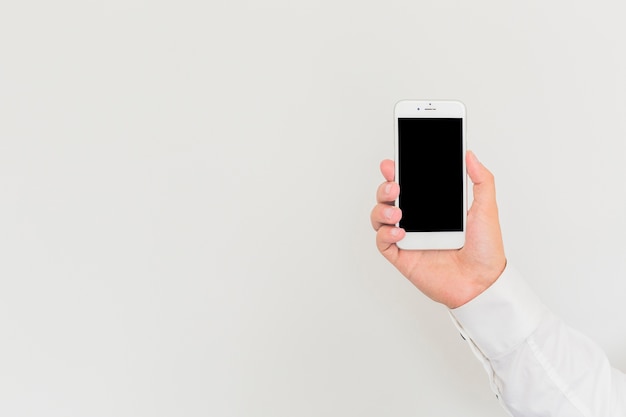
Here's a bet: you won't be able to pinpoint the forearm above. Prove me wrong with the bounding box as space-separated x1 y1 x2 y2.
450 266 626 416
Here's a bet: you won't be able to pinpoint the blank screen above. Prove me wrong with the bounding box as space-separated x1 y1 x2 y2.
398 118 463 232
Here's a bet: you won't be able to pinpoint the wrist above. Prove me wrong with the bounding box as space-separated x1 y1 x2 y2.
448 258 507 309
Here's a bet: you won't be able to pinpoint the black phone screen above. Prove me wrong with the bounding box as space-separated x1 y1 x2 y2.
397 117 463 232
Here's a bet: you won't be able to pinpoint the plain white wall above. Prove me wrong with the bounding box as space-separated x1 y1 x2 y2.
1 0 625 416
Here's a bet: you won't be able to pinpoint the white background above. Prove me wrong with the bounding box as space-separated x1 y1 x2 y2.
1 1 625 416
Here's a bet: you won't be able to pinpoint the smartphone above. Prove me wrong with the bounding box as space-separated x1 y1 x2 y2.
394 100 467 250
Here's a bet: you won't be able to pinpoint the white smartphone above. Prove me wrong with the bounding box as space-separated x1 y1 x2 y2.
394 100 467 250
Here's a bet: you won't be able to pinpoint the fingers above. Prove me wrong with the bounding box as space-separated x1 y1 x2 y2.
373 159 404 257
375 225 405 258
380 159 395 182
376 180 399 204
370 203 402 231
373 160 400 230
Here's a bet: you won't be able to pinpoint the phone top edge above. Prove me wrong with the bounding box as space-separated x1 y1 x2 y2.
394 99 465 106
394 100 465 117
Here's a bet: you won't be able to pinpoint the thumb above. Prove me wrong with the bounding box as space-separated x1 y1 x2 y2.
466 151 496 207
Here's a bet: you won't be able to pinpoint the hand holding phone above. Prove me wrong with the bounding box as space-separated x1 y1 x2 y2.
371 151 506 308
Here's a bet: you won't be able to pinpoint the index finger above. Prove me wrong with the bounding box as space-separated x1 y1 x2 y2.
380 159 395 182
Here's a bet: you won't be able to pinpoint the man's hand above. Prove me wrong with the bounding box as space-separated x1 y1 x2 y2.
370 151 506 309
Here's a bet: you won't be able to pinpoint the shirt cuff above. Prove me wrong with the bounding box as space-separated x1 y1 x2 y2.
450 265 550 359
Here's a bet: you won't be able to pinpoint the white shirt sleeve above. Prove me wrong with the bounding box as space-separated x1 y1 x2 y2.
449 265 626 417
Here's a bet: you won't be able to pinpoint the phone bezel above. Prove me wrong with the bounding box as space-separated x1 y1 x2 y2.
393 100 467 250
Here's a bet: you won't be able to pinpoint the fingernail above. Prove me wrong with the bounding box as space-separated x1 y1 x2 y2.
469 151 481 165
390 227 399 236
385 183 392 194
384 207 394 219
